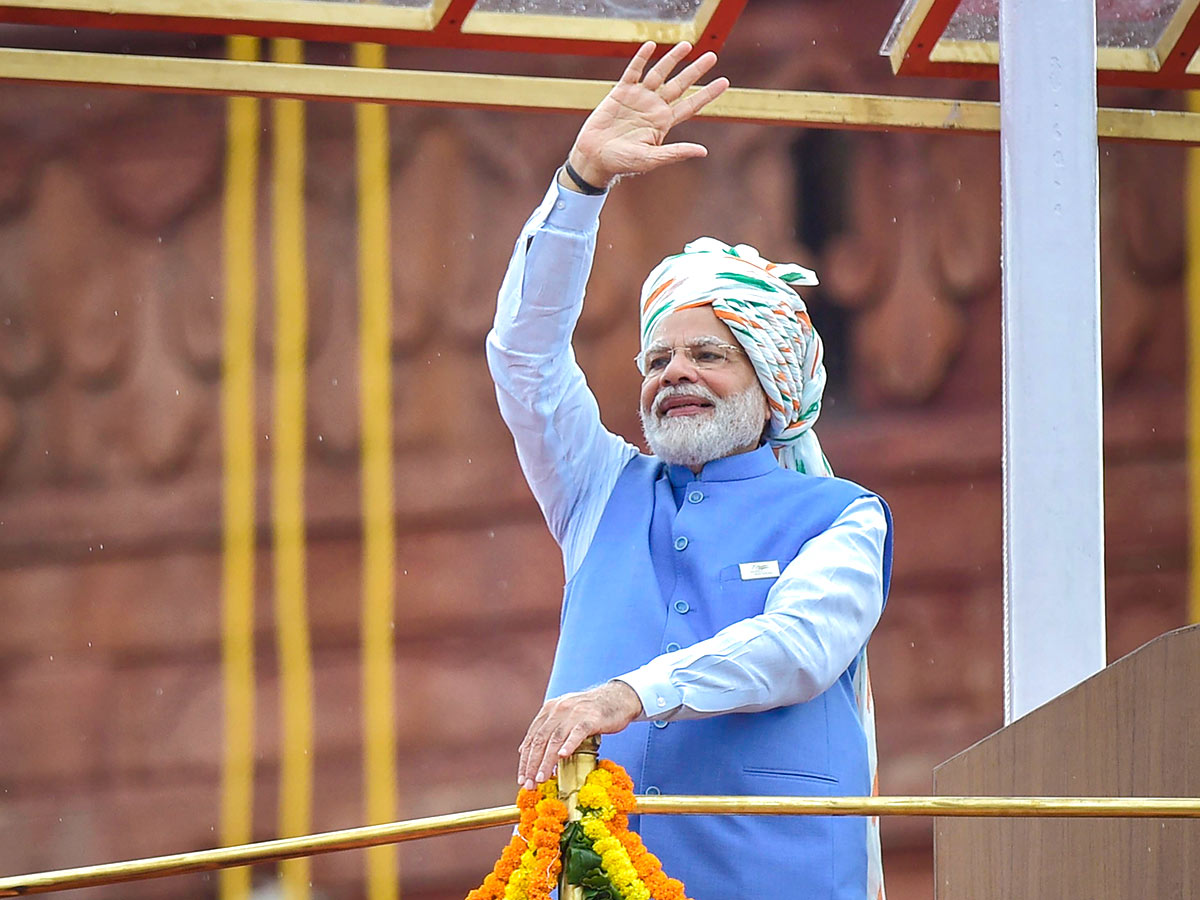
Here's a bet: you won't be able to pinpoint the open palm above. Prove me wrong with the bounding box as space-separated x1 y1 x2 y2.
568 41 729 188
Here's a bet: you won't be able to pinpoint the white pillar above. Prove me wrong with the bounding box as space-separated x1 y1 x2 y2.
999 0 1105 722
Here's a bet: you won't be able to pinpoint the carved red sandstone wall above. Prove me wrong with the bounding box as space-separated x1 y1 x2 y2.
0 3 1190 899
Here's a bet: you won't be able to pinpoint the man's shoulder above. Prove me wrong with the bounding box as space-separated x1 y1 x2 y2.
770 466 879 501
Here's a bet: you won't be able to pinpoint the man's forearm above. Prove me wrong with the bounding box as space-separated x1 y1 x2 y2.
486 177 636 563
488 179 605 364
617 497 889 721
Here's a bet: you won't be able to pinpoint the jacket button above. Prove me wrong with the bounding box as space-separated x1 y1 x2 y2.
645 785 661 795
673 536 689 551
687 490 704 504
673 600 690 614
653 720 668 729
665 642 681 652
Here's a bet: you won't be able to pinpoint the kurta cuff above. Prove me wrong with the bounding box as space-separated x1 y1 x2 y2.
544 179 608 233
614 670 683 722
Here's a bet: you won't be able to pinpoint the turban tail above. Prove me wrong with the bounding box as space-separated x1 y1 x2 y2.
638 237 831 476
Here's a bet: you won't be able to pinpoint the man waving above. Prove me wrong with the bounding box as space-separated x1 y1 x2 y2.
487 41 893 900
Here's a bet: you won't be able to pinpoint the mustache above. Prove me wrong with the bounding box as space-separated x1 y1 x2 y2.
650 383 720 414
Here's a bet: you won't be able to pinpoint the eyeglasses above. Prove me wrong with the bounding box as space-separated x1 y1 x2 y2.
634 339 745 377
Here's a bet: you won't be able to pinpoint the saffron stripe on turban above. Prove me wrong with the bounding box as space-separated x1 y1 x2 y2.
638 237 829 476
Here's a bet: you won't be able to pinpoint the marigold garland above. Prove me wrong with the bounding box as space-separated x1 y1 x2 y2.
467 779 566 900
465 759 692 900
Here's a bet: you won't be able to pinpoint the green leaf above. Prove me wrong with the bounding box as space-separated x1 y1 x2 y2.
564 846 603 883
559 818 625 900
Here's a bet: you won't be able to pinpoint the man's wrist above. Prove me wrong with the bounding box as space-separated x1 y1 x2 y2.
562 159 607 196
563 149 613 194
605 679 646 722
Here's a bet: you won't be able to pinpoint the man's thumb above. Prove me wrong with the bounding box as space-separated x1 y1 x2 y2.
645 142 708 170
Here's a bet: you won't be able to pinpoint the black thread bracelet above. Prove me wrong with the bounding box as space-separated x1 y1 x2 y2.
563 158 607 195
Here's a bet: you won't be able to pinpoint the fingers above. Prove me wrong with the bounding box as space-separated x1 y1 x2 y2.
619 41 656 85
518 698 585 789
557 721 594 761
517 690 620 789
670 76 730 125
534 724 570 788
537 724 573 787
658 50 717 104
641 41 693 93
645 142 709 171
517 704 551 790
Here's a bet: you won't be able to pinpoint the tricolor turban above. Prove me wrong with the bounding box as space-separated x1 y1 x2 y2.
639 237 831 477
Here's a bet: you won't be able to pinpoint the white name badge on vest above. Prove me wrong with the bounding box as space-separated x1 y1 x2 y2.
738 560 781 581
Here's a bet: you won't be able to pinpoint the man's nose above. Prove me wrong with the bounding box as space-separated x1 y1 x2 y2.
661 349 699 384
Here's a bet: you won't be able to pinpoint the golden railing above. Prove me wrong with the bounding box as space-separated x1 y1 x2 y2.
1 793 1198 896
1 47 1200 144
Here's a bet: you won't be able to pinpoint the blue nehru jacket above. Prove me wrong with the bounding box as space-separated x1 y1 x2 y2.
545 444 894 900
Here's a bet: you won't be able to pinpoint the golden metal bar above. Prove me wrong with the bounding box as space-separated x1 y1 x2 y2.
0 48 1197 143
457 10 694 43
2 796 1199 896
0 806 521 897
458 0 722 45
632 794 1200 818
886 0 938 73
0 0 446 32
929 39 1162 74
557 738 599 900
1154 0 1200 67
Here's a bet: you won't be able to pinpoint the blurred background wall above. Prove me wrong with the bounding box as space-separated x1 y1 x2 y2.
0 1 1191 898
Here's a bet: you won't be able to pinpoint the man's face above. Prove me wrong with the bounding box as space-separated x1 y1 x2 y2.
638 305 770 468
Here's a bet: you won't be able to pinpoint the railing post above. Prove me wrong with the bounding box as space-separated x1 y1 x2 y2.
557 736 599 900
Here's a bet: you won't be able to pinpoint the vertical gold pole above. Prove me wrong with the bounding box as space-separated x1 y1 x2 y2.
271 36 314 900
355 40 400 900
1190 90 1200 626
221 33 260 900
557 737 599 900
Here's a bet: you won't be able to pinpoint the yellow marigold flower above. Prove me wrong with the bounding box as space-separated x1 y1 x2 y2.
597 837 623 855
581 818 606 840
580 814 651 900
577 783 609 810
503 867 525 900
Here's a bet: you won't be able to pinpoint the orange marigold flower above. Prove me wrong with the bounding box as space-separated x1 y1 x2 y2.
517 788 540 811
598 759 635 791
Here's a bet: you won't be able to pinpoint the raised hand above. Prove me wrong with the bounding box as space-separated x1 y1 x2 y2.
565 41 729 191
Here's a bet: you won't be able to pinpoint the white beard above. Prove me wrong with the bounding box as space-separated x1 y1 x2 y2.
640 382 768 469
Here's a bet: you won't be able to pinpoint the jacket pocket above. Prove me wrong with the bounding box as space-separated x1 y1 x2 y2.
742 765 839 786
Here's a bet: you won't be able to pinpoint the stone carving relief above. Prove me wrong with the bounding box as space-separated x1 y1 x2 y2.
1099 140 1184 385
0 82 1187 534
75 98 222 235
822 133 998 407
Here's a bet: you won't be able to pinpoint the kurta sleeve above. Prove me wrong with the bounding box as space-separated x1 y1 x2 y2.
486 177 639 578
